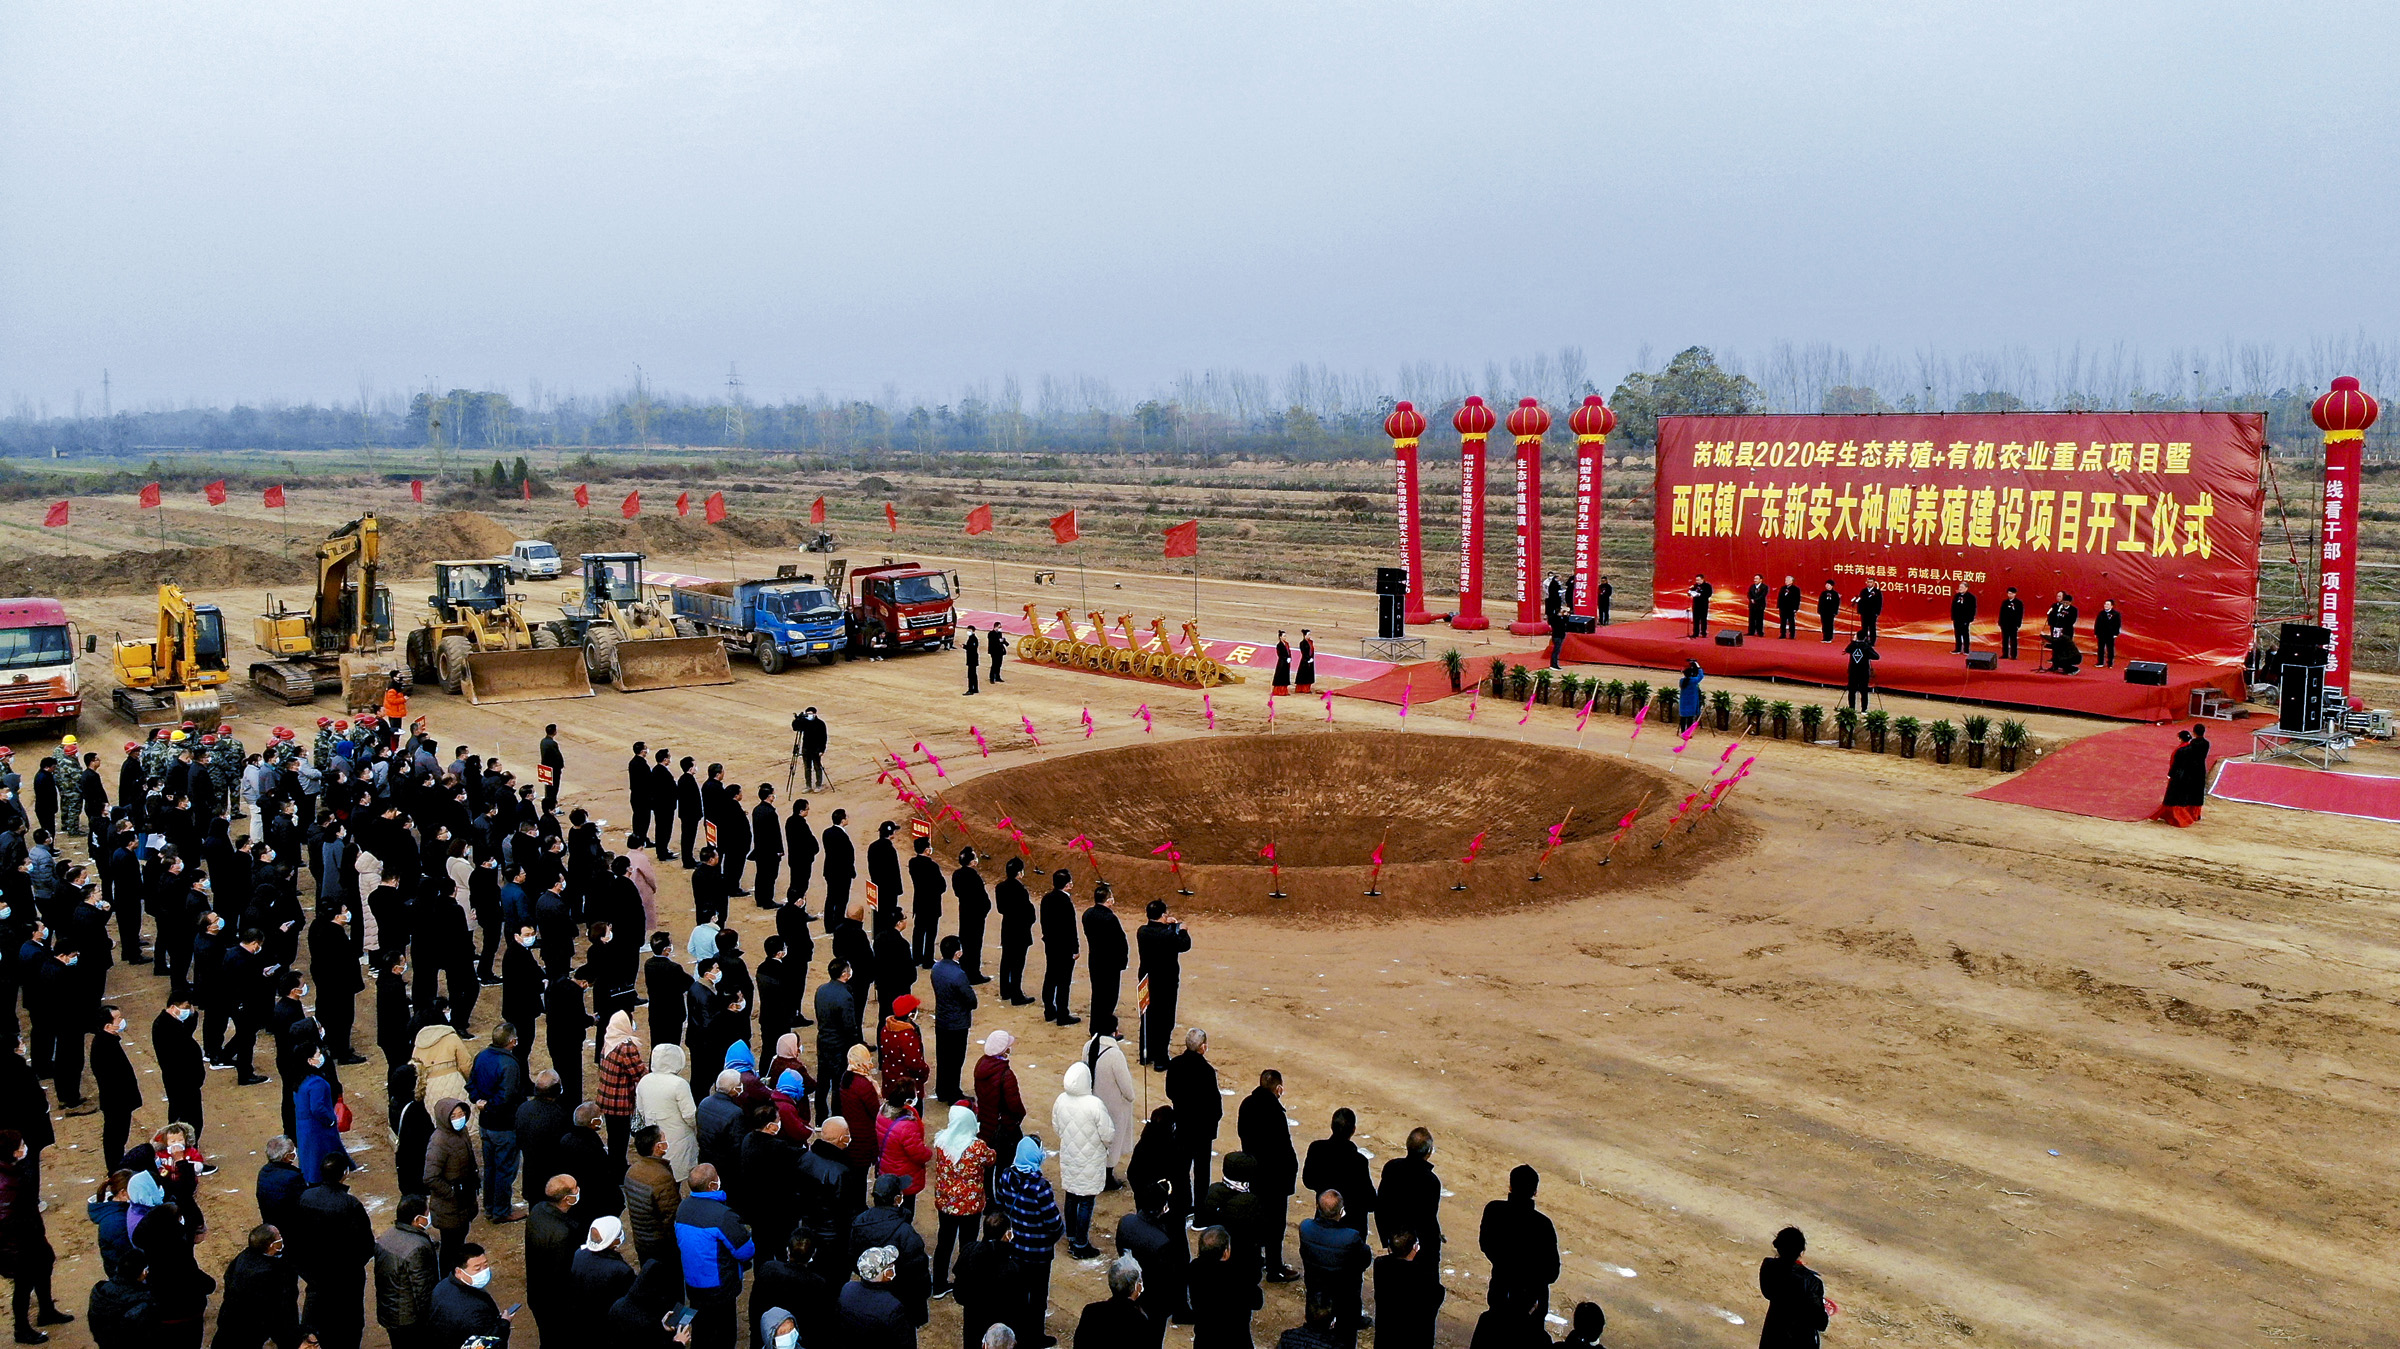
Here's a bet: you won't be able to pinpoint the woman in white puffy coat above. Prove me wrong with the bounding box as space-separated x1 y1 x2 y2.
635 1041 701 1176
1081 1031 1138 1182
1050 1061 1116 1257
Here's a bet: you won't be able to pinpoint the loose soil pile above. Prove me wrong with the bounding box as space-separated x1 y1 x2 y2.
0 543 313 596
947 729 1742 920
381 510 522 571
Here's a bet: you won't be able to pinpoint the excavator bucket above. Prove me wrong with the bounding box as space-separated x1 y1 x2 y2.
609 635 735 693
462 646 595 705
337 654 406 715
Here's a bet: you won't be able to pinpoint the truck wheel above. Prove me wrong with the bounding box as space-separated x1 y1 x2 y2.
436 636 473 694
531 624 561 649
586 627 620 683
817 651 838 667
673 618 699 639
755 635 787 675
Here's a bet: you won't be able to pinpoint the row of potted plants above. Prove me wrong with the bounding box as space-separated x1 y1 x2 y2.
1436 650 2029 770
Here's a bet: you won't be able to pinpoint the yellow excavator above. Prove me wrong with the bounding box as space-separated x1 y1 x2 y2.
112 583 231 731
250 513 407 712
403 559 593 704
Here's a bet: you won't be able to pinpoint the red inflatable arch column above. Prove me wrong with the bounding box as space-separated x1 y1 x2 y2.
1384 400 1438 624
1450 395 1496 630
1506 397 1554 636
2312 375 2380 681
1568 394 1616 621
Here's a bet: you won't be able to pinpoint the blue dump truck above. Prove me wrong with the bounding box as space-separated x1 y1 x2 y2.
668 576 846 674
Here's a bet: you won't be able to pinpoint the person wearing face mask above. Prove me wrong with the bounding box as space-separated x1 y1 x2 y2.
422 1100 480 1273
373 1194 440 1349
425 1244 514 1349
294 1045 353 1185
91 1003 140 1172
0 1127 68 1344
523 1173 582 1346
214 1224 298 1349
307 899 366 1066
567 1214 636 1343
757 1307 800 1349
151 997 206 1147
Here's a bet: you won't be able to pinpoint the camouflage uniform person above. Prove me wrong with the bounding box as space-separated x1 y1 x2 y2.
312 716 338 772
206 732 246 813
141 728 179 790
53 734 82 841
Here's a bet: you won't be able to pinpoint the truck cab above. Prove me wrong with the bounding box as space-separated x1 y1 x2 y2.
0 599 82 729
842 561 956 656
506 540 563 581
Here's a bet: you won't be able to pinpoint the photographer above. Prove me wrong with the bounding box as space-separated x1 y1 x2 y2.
793 711 829 793
1135 901 1192 1070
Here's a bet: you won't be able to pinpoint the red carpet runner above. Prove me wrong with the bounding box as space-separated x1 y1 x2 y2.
2209 760 2400 823
1971 723 2254 821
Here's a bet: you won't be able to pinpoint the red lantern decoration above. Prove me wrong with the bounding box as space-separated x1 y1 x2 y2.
1504 398 1553 636
2312 376 2381 680
1450 396 1496 630
1566 395 1616 622
1384 401 1434 624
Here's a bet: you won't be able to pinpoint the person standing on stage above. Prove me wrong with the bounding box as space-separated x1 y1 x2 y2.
1816 580 1840 643
1998 587 2025 661
1595 577 1612 626
1775 576 1801 640
1745 576 1767 638
1949 581 1978 654
1294 631 1316 695
1842 635 1878 712
2048 591 2079 646
1856 582 1883 641
2093 600 2122 668
1687 575 1714 638
1271 633 1292 697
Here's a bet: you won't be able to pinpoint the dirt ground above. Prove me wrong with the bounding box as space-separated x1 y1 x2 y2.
21 525 2400 1349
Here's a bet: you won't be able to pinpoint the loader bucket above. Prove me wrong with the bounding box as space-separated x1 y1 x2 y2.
338 654 406 715
463 646 595 704
610 635 736 693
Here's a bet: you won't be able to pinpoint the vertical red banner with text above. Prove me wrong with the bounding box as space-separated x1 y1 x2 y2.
1455 435 1488 628
2320 439 2361 680
1394 445 1425 619
1572 440 1601 618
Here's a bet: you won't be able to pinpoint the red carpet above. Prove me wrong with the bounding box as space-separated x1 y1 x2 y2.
1557 619 2242 723
1335 650 1547 705
2209 760 2400 822
1971 723 2254 821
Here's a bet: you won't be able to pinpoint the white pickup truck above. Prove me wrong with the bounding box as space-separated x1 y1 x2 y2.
505 539 563 581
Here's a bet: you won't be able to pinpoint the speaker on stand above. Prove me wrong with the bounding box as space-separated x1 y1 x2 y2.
2279 664 2326 733
1376 594 1404 640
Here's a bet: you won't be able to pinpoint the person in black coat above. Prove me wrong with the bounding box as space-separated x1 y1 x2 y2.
91 1005 140 1171
1300 1108 1373 1236
782 800 816 903
372 952 412 1071
1948 582 1978 653
1855 583 1883 641
811 964 861 1114
513 1075 571 1211
864 822 902 925
749 788 782 913
645 935 691 1050
819 811 856 918
1757 1226 1829 1349
994 857 1034 1005
294 1159 376 1349
1686 574 1714 638
1235 1070 1299 1280
1376 1128 1443 1258
543 972 592 1107
1775 575 1802 640
755 939 799 1046
872 915 914 1030
1478 1164 1560 1327
733 1108 802 1256
553 1104 624 1222
625 743 652 851
1745 575 1768 637
950 850 990 983
1997 586 2026 660
152 997 206 1143
214 1224 300 1349
797 707 830 792
1135 903 1189 1069
648 749 678 864
1114 1181 1188 1340
675 759 704 871
1842 637 1878 713
1373 1232 1446 1349
963 627 982 695
1815 581 1840 643
426 1245 513 1349
308 902 365 1064
567 1223 637 1344
1037 869 1080 1026
537 727 564 813
906 837 944 967
1081 883 1127 1038
2094 599 2123 667
717 783 752 899
1163 1031 1220 1205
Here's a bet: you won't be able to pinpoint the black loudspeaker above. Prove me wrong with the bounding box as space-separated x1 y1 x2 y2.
2279 664 2325 732
2280 622 2329 667
2124 661 2168 686
1376 594 1404 640
1374 567 1408 597
1964 651 1998 670
1714 630 1744 647
1565 614 1596 634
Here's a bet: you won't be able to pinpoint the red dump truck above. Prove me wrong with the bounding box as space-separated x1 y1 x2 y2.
830 559 957 657
0 599 84 730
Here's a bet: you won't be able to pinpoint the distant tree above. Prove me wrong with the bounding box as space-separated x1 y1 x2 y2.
1821 385 1893 415
1955 390 2028 413
1609 347 1764 448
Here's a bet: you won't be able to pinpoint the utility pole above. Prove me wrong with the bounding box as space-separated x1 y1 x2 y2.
725 363 746 446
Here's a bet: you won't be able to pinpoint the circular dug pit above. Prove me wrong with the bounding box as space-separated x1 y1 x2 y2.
945 729 1748 922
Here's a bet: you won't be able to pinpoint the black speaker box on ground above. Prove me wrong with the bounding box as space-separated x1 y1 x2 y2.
1374 567 1408 596
2280 622 2330 667
2124 661 2168 686
1376 594 1404 640
1964 651 1997 670
1715 630 1744 647
1566 614 1596 634
2279 664 2326 732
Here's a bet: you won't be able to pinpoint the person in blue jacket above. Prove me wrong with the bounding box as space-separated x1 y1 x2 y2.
1677 660 1706 735
674 1161 754 1349
293 1048 352 1184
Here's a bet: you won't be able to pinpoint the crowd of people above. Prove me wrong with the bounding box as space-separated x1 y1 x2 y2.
0 700 1840 1349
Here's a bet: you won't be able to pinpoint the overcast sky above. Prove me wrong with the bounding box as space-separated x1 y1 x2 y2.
3 0 2393 411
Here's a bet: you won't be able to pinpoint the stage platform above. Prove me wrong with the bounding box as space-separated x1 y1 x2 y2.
1556 619 2243 723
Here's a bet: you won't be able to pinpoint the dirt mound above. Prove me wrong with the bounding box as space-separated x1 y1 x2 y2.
0 544 315 598
382 511 521 572
541 513 813 560
946 729 1747 921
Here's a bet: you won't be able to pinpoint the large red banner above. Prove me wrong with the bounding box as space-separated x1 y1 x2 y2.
2319 439 2361 681
1652 412 2264 667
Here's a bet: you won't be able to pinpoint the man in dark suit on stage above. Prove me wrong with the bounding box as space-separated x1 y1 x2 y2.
1998 587 2025 660
1950 582 1978 654
1687 575 1714 638
1745 576 1768 638
1775 576 1802 639
1856 583 1883 641
1816 581 1841 643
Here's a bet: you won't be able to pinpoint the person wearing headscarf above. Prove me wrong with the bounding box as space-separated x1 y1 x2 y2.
568 1214 637 1342
836 1044 881 1172
635 1042 699 1177
929 1101 995 1299
836 1244 912 1345
994 1134 1062 1335
973 1030 1026 1159
596 1012 648 1160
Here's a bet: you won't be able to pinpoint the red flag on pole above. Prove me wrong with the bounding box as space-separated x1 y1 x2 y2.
521 478 532 502
705 491 726 523
676 492 690 517
138 482 161 509
410 479 424 504
810 495 826 524
965 504 993 536
621 490 640 519
1163 519 1198 558
263 485 285 508
884 502 898 533
41 501 67 528
1049 509 1079 545
573 484 590 509
203 480 227 505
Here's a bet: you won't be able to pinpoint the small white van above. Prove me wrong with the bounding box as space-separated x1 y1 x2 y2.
506 539 563 580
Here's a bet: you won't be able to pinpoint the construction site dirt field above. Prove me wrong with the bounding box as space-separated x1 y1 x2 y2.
17 519 2400 1349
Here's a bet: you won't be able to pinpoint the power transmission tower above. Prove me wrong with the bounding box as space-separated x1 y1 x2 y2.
725 364 746 446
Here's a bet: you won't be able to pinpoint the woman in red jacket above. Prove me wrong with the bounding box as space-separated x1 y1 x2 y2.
875 1084 931 1213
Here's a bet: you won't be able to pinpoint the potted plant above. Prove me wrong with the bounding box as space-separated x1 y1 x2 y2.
1768 700 1794 739
1834 705 1860 748
1626 680 1651 715
1996 718 2029 771
1929 718 1958 764
1798 704 1825 743
1863 707 1891 752
1533 668 1554 705
1605 678 1627 714
1508 665 1531 701
1895 714 1922 758
1710 688 1734 731
1654 684 1678 719
1740 695 1768 735
1962 714 1991 768
1441 648 1466 694
1490 657 1508 695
